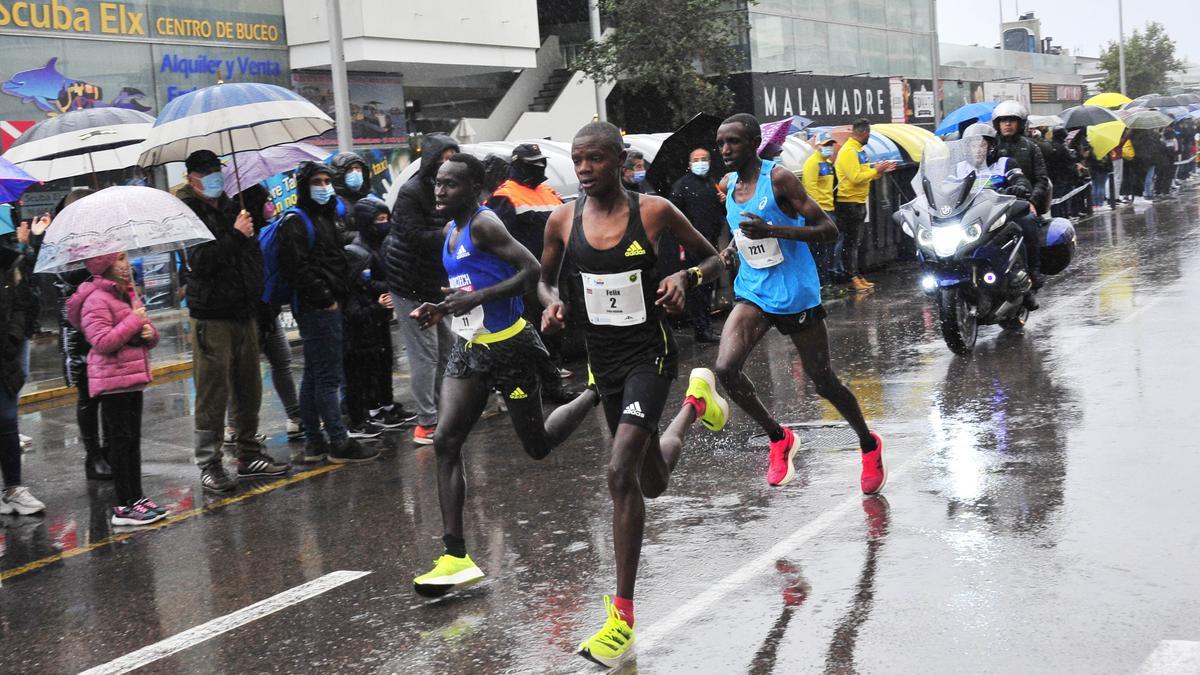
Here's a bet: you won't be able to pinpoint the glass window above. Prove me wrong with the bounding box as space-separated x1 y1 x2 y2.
913 39 932 77
887 0 915 31
827 23 859 73
829 4 857 24
888 32 916 76
751 0 795 14
791 0 827 20
859 27 889 75
792 19 830 74
912 0 931 31
750 13 794 72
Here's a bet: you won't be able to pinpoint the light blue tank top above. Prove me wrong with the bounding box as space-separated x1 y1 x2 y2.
725 160 821 314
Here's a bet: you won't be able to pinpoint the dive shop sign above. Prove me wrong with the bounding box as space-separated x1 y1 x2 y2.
0 0 283 45
752 73 891 125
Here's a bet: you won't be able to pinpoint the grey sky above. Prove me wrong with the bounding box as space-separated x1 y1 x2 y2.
937 1 1199 62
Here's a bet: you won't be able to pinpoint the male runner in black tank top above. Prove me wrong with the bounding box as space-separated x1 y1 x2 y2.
539 121 728 668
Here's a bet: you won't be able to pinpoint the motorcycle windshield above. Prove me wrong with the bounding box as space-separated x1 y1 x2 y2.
914 138 990 217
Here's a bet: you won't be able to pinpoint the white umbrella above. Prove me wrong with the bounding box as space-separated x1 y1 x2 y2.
2 108 154 183
34 185 213 273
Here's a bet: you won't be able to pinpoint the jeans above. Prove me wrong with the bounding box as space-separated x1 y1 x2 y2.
1143 165 1156 197
392 294 452 427
0 384 19 488
1091 173 1108 206
100 391 143 506
192 318 262 466
834 201 867 277
297 308 348 444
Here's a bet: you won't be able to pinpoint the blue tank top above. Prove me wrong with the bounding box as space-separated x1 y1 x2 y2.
725 160 821 314
442 207 523 334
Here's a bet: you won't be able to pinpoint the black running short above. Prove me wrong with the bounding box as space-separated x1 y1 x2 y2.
445 322 547 400
735 299 827 335
598 363 674 433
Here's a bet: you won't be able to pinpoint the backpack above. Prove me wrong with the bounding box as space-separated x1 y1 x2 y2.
260 207 316 305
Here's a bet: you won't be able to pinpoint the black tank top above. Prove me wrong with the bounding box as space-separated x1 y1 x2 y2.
567 191 677 386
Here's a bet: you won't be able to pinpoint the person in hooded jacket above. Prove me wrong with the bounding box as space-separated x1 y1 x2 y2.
279 161 378 464
341 197 413 437
331 151 372 244
67 252 167 527
991 101 1051 216
1045 128 1079 218
0 241 45 517
384 133 458 444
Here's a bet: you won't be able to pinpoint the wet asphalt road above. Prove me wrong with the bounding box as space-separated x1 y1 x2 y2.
3 189 1200 674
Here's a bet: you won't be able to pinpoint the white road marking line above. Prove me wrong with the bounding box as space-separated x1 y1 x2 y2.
1137 640 1200 674
637 453 919 653
78 570 371 675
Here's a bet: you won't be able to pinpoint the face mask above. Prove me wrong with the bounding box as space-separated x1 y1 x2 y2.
690 161 709 177
310 185 335 205
632 170 646 183
200 172 225 199
819 147 833 158
345 170 364 190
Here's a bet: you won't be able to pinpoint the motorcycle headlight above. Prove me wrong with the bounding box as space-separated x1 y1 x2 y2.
917 227 933 249
963 221 982 244
932 224 965 258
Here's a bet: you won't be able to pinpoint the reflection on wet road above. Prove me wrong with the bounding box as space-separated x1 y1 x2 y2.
3 192 1200 673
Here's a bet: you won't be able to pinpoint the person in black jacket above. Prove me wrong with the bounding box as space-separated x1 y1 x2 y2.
0 241 45 516
179 149 285 492
279 161 377 464
341 197 410 437
331 151 371 245
669 147 724 342
1046 128 1079 218
384 133 458 443
991 101 1051 215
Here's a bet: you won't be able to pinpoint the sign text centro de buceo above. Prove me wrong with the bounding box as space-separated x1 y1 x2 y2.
0 0 281 44
753 73 892 125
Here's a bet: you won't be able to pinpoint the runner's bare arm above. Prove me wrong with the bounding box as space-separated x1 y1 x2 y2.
643 196 723 313
716 175 737 267
537 203 572 333
737 166 836 243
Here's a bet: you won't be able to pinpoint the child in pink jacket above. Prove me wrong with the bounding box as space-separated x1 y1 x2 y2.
67 252 167 527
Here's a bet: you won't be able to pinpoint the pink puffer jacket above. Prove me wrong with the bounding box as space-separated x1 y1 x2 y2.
66 277 159 397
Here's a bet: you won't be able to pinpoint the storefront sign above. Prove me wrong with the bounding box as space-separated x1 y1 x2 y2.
747 73 892 126
983 82 1031 108
0 0 284 46
889 78 905 123
903 79 936 122
1056 85 1082 102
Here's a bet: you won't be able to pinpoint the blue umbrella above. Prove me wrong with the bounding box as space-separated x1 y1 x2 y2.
934 101 999 136
0 156 39 203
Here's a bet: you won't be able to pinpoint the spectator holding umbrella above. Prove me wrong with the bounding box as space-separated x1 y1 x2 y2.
0 239 44 516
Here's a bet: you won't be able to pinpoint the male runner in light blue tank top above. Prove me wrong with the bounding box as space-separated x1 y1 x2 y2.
713 113 886 495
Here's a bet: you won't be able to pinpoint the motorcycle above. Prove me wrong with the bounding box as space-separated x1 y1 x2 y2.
893 139 1076 355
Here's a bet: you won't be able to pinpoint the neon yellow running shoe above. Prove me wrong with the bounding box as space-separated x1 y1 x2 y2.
686 367 728 431
577 595 635 668
413 554 484 598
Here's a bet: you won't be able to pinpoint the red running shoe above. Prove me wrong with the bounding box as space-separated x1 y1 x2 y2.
767 426 798 486
860 432 886 495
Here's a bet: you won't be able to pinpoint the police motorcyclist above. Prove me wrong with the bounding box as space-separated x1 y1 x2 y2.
991 101 1051 219
960 123 1044 290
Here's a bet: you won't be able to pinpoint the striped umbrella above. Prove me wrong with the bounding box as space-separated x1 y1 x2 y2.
1 108 154 183
137 82 333 201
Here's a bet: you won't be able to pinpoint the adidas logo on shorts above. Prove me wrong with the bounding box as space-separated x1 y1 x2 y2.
624 241 646 257
509 387 528 399
622 401 645 418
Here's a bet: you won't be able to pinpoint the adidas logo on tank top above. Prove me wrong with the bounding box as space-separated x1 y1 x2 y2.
455 244 470 260
624 241 646 257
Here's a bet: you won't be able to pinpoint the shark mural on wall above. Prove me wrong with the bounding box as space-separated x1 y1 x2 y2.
2 58 152 116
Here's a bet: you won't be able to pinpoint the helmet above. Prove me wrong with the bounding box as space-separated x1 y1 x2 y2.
992 100 1028 122
962 123 997 142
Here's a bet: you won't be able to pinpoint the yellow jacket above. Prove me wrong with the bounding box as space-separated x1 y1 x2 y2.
835 137 878 204
802 153 836 212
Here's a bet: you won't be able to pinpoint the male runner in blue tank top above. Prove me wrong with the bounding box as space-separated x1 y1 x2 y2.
539 122 729 668
713 113 886 494
408 154 601 597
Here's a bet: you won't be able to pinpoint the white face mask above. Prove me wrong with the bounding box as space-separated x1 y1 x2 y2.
819 146 833 158
690 161 710 176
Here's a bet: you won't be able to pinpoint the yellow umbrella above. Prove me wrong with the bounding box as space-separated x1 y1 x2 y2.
870 123 940 162
1087 120 1127 157
1085 92 1133 109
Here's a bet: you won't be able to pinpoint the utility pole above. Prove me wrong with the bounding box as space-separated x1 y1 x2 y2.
326 0 353 152
998 0 1005 69
1117 0 1127 95
931 0 942 126
589 0 606 122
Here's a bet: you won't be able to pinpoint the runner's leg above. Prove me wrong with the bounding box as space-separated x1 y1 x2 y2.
506 386 599 460
432 375 491 542
790 319 874 448
714 302 781 436
609 421 654 600
639 403 698 499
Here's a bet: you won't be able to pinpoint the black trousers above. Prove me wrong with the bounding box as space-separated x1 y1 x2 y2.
344 323 394 427
100 391 143 506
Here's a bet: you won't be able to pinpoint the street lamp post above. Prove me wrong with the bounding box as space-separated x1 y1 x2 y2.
326 0 353 152
931 0 942 126
589 0 606 122
1117 0 1127 95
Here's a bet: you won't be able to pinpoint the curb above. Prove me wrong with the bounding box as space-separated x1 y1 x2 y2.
19 359 193 410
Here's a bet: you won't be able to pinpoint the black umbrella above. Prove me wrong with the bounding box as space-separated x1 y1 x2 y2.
1125 94 1184 109
2 107 155 184
1058 105 1120 129
646 113 724 195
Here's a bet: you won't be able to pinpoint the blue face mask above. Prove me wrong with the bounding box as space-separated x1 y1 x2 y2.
345 170 364 190
819 146 834 158
632 169 646 183
690 161 709 177
200 172 225 199
311 184 336 205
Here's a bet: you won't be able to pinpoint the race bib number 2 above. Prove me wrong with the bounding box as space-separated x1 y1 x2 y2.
581 270 647 326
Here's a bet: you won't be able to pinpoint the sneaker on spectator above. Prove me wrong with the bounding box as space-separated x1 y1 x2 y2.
347 422 384 439
237 453 290 478
200 462 236 493
0 486 45 515
286 418 304 441
111 503 167 527
328 438 380 464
